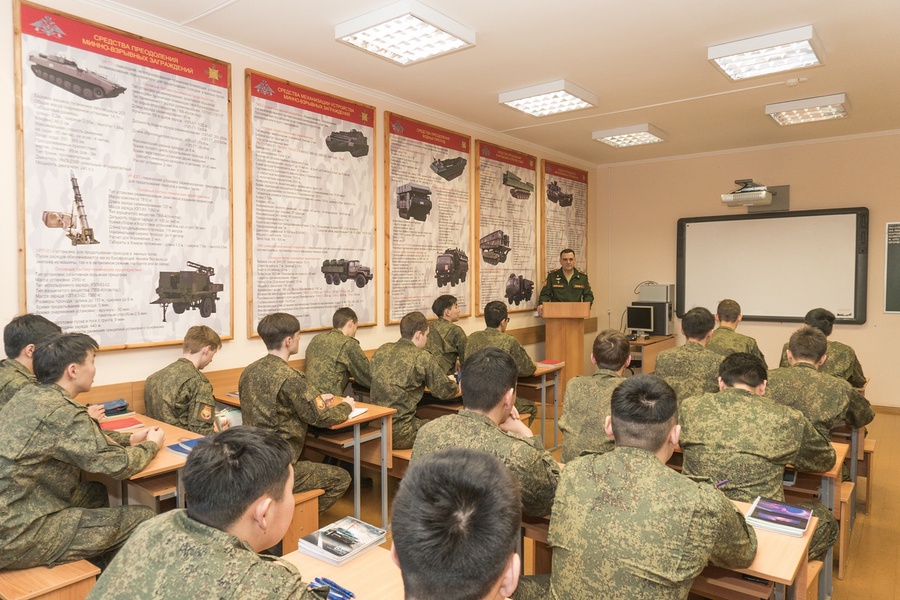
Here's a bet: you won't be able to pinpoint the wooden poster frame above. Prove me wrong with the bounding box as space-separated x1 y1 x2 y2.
540 159 589 283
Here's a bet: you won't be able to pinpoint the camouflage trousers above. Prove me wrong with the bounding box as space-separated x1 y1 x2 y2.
807 501 839 561
293 459 350 513
515 396 538 421
512 574 550 600
392 416 429 450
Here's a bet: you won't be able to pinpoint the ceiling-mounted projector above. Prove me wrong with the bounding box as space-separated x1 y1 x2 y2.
722 179 774 206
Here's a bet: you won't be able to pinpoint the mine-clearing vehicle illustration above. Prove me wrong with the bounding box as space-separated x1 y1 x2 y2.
505 274 534 306
42 171 100 246
435 248 469 287
29 53 126 100
321 259 373 288
325 129 369 158
547 180 574 207
151 261 224 322
430 157 467 181
480 230 511 265
396 183 433 221
502 171 534 199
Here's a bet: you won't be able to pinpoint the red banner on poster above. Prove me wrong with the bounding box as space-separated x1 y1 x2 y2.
478 142 536 170
544 160 588 183
388 113 469 152
248 72 374 127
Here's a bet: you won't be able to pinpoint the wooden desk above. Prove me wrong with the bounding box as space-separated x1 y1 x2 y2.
212 387 240 408
518 362 565 451
628 335 675 373
282 546 402 599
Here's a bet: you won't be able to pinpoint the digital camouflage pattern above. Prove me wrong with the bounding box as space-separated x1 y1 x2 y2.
305 329 372 396
538 268 594 304
370 338 458 449
87 510 328 600
0 357 35 411
424 317 467 375
411 409 560 516
144 358 216 435
0 383 158 569
653 342 723 403
707 327 766 365
679 387 838 560
239 354 352 511
779 339 867 388
558 369 624 463
464 327 537 419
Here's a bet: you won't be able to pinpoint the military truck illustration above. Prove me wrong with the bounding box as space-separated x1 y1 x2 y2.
505 273 534 306
502 171 535 200
29 53 126 100
435 248 469 287
479 230 511 265
325 129 369 158
321 259 373 288
151 261 224 322
42 171 100 246
430 157 467 181
396 183 433 222
547 180 574 207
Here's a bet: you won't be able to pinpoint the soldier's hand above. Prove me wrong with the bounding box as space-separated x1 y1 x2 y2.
500 412 533 437
138 426 166 447
87 404 105 420
448 375 457 384
537 304 544 317
342 397 356 409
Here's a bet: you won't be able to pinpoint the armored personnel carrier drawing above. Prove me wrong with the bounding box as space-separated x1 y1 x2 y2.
430 157 467 182
396 183 433 221
29 53 126 100
479 230 511 265
505 273 534 306
42 171 100 246
547 180 574 207
502 171 535 200
321 259 373 288
435 248 468 287
151 261 224 322
325 129 369 158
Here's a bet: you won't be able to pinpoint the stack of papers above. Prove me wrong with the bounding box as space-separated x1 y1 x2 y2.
298 516 386 566
745 497 812 537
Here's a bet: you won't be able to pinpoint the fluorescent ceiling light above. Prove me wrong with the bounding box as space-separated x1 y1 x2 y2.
708 25 822 80
766 93 848 125
592 124 666 148
335 0 475 66
499 80 597 117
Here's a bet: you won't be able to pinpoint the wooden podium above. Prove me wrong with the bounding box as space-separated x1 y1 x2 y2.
542 302 590 397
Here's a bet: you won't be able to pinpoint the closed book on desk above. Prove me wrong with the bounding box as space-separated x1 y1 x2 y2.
745 497 812 537
100 417 143 431
298 516 386 566
164 438 203 457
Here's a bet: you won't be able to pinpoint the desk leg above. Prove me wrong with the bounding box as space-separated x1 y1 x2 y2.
380 415 389 528
818 477 834 600
352 423 361 520
176 469 185 509
121 481 129 507
552 370 560 451
850 428 859 524
539 381 547 450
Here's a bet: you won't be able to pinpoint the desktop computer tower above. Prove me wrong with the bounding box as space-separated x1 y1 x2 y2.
639 284 675 303
633 301 673 336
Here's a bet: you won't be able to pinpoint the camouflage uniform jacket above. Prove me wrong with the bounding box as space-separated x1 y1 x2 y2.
707 327 766 365
411 409 560 516
370 338 458 449
654 342 723 403
239 354 351 464
538 268 594 304
86 510 326 600
547 446 757 600
766 362 874 438
779 340 866 388
0 358 34 411
305 329 372 396
558 368 623 463
679 387 836 502
464 328 536 376
424 317 467 375
0 384 158 568
144 358 216 436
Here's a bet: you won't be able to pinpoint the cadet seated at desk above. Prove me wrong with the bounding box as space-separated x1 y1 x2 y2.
305 307 371 398
653 306 723 404
706 299 766 364
424 294 467 376
0 313 61 411
778 307 867 389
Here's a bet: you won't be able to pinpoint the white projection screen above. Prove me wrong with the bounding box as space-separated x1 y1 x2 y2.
677 208 868 324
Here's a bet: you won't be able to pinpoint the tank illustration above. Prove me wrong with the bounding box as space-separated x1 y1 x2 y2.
325 129 369 158
480 230 511 265
396 183 433 222
321 259 373 288
29 53 126 100
430 157 467 181
42 171 100 246
151 261 224 322
435 248 469 287
547 180 574 207
502 171 535 200
505 273 534 306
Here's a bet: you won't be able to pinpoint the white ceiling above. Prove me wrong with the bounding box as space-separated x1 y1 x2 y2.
96 0 900 165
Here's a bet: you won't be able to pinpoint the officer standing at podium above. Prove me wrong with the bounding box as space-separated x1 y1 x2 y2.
537 248 593 316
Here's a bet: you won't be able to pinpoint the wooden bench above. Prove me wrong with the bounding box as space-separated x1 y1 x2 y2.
283 490 323 554
836 481 854 580
125 472 177 513
390 448 412 479
0 560 99 600
860 438 876 514
691 565 774 600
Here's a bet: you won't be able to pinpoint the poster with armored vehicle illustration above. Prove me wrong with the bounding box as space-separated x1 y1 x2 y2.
542 160 588 280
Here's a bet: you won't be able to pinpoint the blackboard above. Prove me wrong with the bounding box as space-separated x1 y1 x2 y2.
886 223 900 313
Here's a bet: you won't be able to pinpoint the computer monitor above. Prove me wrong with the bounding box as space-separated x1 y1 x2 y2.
626 304 654 338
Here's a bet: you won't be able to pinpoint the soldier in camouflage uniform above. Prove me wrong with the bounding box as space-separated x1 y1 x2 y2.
240 313 353 512
88 428 328 599
144 325 222 435
707 299 766 364
424 294 468 375
0 333 164 570
464 301 537 420
370 312 458 449
558 329 630 463
537 248 594 316
412 348 559 516
0 313 61 410
654 306 723 403
778 308 867 388
516 374 757 600
679 353 839 561
305 307 371 397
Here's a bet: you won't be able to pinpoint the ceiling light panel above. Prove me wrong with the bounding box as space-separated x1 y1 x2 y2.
499 80 597 117
709 25 822 81
766 93 848 125
592 124 665 148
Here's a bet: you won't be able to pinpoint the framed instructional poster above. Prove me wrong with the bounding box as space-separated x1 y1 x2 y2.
540 160 588 279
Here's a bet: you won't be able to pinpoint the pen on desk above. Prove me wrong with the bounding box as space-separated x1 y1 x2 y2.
314 579 347 600
715 479 729 488
320 576 355 598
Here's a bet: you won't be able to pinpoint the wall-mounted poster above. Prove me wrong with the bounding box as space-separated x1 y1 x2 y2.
541 160 588 277
16 2 232 348
385 113 471 323
886 222 900 313
475 141 537 314
247 71 376 333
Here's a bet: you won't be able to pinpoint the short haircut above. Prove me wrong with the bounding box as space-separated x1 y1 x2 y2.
559 248 575 258
257 313 300 350
400 311 428 340
592 329 630 371
460 348 518 412
183 325 222 354
789 327 827 362
718 352 767 388
483 300 508 329
681 307 715 339
610 374 678 452
716 299 741 323
4 314 61 359
333 307 358 329
432 295 457 318
33 333 98 385
185 427 292 531
392 448 521 600
805 308 835 337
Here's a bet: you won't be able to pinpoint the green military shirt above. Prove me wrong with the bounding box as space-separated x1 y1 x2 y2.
87 510 327 600
424 317 467 375
305 329 372 396
538 268 594 304
654 342 723 403
464 328 535 376
779 339 866 388
370 338 458 449
558 368 624 463
144 358 216 435
0 358 35 411
411 409 560 516
707 326 766 365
